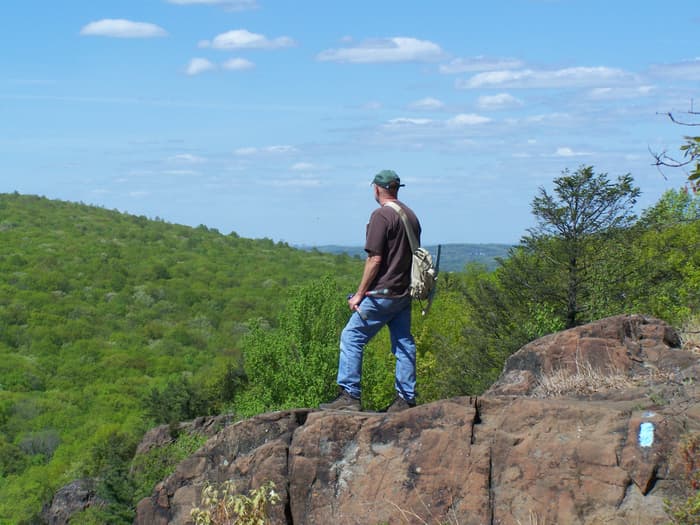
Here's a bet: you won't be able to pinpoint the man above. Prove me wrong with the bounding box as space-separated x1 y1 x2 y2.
320 169 421 412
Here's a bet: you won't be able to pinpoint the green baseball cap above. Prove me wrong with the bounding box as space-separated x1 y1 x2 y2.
372 169 405 189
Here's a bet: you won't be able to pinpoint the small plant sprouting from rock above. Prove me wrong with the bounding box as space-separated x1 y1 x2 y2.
191 480 280 525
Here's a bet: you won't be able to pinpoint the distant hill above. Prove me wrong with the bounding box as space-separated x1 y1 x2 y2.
302 243 513 272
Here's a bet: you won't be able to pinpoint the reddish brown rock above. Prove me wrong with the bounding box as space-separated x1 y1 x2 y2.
288 398 489 525
487 314 687 397
135 411 303 525
133 315 700 525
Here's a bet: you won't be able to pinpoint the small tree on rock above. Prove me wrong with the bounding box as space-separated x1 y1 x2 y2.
521 165 640 328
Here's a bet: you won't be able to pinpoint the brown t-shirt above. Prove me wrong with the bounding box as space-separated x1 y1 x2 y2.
364 200 421 297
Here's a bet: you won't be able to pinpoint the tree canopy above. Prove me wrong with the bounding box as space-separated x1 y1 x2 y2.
0 193 361 523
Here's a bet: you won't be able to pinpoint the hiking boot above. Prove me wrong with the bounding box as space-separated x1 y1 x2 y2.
319 389 361 411
384 395 416 413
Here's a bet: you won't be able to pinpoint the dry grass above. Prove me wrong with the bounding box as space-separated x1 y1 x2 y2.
533 360 634 398
385 492 460 525
516 512 546 525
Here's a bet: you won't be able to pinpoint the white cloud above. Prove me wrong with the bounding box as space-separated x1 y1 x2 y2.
80 19 167 38
649 58 700 80
185 58 216 76
460 69 532 88
234 145 298 156
266 145 298 154
457 66 636 89
162 169 201 176
553 147 591 157
409 97 445 110
168 153 207 164
447 113 492 126
233 147 258 156
200 29 295 50
476 93 523 110
125 170 154 178
386 117 433 126
166 0 258 10
361 101 382 110
267 178 322 188
317 37 443 63
525 112 571 123
291 162 316 171
439 56 524 74
501 113 572 127
587 86 655 100
222 57 255 70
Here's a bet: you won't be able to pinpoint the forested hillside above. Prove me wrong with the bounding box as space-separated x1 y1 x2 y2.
304 243 512 272
0 193 361 523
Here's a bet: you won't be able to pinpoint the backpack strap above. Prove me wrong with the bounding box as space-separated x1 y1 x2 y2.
384 201 419 252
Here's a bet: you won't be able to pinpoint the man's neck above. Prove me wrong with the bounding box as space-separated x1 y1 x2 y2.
378 195 398 206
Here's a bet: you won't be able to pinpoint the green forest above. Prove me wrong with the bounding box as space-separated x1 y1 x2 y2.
2 162 700 523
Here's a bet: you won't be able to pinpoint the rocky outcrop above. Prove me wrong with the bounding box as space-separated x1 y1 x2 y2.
135 414 236 457
134 314 700 525
42 479 104 525
488 314 692 398
44 415 236 525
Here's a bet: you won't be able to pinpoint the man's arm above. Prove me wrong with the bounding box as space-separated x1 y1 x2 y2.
348 254 382 311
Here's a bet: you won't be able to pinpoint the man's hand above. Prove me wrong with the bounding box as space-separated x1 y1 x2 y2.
347 293 363 312
347 253 381 317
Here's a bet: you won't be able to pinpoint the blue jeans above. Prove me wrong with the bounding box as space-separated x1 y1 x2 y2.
337 295 416 401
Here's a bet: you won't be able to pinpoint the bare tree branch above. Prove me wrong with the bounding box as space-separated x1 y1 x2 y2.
662 111 700 127
650 145 693 171
650 102 700 187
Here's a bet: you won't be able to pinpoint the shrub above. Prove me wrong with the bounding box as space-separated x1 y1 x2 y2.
191 480 280 525
130 432 207 503
237 277 348 415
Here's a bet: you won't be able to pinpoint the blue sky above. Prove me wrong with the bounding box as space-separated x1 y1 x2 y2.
1 1 698 246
